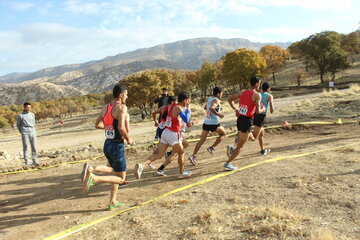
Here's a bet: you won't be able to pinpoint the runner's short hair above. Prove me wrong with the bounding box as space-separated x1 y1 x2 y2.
213 86 222 96
113 84 127 98
167 96 177 105
178 92 190 102
262 82 270 91
23 102 31 107
250 76 261 86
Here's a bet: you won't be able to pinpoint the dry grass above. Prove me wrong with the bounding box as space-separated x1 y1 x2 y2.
310 229 351 240
280 83 360 119
177 203 311 240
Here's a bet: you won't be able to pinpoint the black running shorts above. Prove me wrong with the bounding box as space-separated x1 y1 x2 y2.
253 113 266 127
202 123 220 132
237 115 253 133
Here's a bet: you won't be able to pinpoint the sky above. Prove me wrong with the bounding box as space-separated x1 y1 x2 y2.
0 0 359 76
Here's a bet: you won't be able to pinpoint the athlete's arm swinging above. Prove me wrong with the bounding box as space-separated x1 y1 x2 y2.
95 105 107 129
228 92 242 116
268 94 274 114
209 99 224 119
152 106 164 127
117 105 132 144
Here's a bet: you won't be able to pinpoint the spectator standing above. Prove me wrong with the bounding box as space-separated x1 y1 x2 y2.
16 102 39 167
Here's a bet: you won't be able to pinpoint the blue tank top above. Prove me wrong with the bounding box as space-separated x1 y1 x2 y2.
260 92 269 115
203 96 220 125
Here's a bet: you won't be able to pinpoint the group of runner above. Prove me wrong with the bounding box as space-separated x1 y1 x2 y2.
81 75 274 210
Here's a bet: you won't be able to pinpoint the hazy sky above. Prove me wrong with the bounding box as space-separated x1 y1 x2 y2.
0 0 359 75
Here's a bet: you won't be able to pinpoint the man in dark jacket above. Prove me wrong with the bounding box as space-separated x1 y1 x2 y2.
153 88 169 140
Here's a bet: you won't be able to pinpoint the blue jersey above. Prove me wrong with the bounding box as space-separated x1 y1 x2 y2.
260 92 269 115
203 97 220 125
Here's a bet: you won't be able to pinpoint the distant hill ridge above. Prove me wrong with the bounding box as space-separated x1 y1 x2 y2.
0 37 291 105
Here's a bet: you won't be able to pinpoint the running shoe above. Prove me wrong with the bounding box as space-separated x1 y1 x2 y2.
178 170 192 178
260 148 271 156
188 154 197 165
135 163 143 179
207 146 215 156
146 163 156 170
108 202 124 210
226 144 235 157
80 163 89 181
118 181 130 188
33 161 40 166
156 169 167 176
224 162 238 171
82 173 95 192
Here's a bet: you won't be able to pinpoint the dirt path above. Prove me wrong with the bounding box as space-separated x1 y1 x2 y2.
0 91 330 157
0 123 359 240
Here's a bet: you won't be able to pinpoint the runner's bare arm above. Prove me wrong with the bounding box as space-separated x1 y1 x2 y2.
209 99 224 119
152 106 163 127
125 113 131 133
95 105 107 129
117 105 132 144
268 94 274 113
228 92 242 116
254 93 264 114
227 93 241 110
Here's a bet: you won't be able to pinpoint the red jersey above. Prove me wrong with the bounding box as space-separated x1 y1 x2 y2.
165 103 181 133
103 103 122 140
239 89 256 118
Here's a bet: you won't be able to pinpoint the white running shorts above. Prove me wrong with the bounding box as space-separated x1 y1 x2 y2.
160 128 182 146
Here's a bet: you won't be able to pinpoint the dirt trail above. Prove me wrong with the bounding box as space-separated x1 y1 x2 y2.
0 124 359 240
0 91 328 157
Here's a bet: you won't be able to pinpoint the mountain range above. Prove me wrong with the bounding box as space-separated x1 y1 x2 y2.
0 37 290 105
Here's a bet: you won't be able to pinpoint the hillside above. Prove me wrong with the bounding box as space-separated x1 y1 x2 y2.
0 37 291 105
0 82 84 106
0 37 290 85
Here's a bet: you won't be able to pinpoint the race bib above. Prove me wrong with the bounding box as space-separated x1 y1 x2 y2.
238 105 248 115
104 125 115 139
158 122 165 129
165 116 172 128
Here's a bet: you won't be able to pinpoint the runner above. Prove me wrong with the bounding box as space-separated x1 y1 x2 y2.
147 96 177 169
156 103 196 176
188 86 226 165
81 83 133 210
253 82 274 155
135 92 193 179
224 76 265 170
227 82 274 157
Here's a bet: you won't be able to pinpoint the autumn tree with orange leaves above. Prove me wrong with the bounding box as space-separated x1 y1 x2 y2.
260 45 288 84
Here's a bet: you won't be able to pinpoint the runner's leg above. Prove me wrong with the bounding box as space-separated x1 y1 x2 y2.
211 126 226 148
226 131 249 163
172 142 185 174
192 130 209 155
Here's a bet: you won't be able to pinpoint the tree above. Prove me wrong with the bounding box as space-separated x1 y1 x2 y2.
288 40 314 72
197 60 217 99
122 69 174 115
326 50 349 81
294 67 307 88
341 30 360 64
260 45 288 84
303 31 350 83
171 70 194 95
0 116 9 132
222 48 267 92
